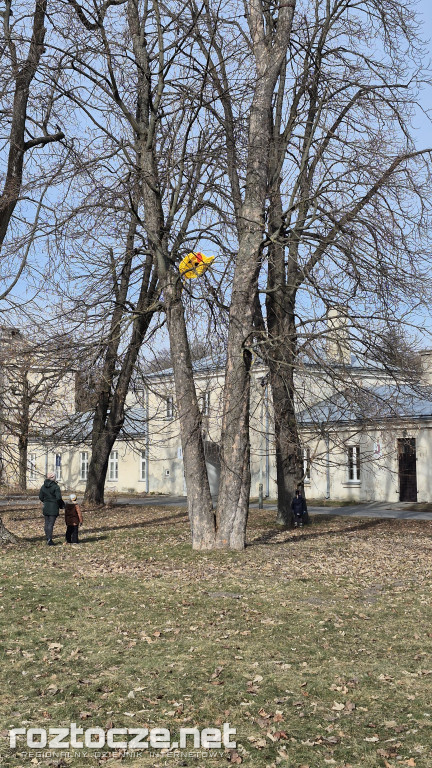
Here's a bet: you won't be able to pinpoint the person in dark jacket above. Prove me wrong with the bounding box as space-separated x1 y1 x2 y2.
291 489 307 528
39 473 64 545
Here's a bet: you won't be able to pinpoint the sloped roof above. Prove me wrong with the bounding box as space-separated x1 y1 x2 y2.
146 352 227 379
146 349 387 379
30 407 147 445
298 383 432 427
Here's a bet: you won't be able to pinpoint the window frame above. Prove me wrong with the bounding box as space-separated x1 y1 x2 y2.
80 451 89 481
28 452 37 480
347 445 361 482
108 450 119 481
140 450 147 482
201 390 211 416
166 395 174 419
54 453 62 482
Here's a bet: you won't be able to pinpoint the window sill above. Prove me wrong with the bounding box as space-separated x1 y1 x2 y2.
342 480 361 487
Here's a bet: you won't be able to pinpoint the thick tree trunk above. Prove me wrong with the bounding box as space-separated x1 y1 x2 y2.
266 189 304 525
215 256 256 549
215 0 296 549
216 84 278 549
165 276 215 550
269 327 304 526
84 431 114 505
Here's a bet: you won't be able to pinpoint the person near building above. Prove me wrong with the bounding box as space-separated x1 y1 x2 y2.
291 488 308 527
64 493 83 544
39 472 64 545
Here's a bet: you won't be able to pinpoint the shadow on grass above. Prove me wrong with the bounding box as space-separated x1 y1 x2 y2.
249 518 384 547
16 510 188 543
0 507 40 518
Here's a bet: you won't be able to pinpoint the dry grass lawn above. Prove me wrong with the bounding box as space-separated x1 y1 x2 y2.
0 501 431 768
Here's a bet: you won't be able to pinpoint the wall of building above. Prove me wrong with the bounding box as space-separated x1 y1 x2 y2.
300 422 432 504
19 359 432 505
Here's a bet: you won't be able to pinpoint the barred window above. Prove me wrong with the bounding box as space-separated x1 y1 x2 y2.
347 445 361 481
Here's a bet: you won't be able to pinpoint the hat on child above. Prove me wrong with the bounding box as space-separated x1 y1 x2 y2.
69 494 77 501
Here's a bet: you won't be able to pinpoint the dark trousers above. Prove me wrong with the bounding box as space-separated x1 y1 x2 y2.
66 525 79 543
44 515 57 542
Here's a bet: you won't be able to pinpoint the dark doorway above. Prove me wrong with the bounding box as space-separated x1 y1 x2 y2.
398 438 417 502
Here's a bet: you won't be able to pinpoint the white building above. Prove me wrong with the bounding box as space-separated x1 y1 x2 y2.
23 348 432 504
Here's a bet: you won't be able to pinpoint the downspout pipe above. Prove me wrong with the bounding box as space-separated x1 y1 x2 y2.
145 386 150 494
325 431 330 500
265 384 270 498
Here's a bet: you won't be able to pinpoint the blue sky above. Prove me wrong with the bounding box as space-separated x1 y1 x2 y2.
413 0 432 149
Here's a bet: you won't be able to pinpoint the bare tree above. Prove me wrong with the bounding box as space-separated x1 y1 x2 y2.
0 0 65 297
182 0 296 547
55 0 229 532
0 326 76 489
178 0 432 543
257 0 432 524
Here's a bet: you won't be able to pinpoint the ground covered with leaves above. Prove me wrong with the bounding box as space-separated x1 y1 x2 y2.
0 502 431 768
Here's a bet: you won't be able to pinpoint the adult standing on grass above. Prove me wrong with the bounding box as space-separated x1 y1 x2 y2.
39 473 64 546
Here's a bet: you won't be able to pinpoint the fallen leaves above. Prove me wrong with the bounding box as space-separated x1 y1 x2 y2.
1 502 431 768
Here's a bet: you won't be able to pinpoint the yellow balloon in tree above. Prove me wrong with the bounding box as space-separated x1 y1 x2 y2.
178 251 215 279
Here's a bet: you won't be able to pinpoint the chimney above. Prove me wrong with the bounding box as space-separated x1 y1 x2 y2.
326 307 351 365
420 350 432 385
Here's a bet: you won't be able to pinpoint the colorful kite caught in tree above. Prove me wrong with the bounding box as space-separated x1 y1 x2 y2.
178 251 215 279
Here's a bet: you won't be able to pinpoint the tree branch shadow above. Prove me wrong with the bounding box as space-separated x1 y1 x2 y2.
248 518 385 547
14 510 188 543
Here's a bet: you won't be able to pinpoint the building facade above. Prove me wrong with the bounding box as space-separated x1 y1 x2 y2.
21 350 432 504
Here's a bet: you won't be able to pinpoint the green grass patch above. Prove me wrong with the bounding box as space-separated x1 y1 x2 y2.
0 504 431 768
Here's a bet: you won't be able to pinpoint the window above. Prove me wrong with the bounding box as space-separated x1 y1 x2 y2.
80 451 89 481
55 453 62 481
166 396 174 419
108 450 118 481
201 391 210 416
303 448 311 482
28 453 37 480
347 445 361 481
140 450 147 482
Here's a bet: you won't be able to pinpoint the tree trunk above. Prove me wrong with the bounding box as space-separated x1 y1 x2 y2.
215 0 296 549
18 434 28 491
215 258 255 549
269 324 304 526
83 209 158 506
266 189 304 526
84 430 113 505
165 275 216 550
216 83 279 549
0 0 62 248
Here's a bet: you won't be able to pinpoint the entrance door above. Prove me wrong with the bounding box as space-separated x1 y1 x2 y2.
398 438 417 502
